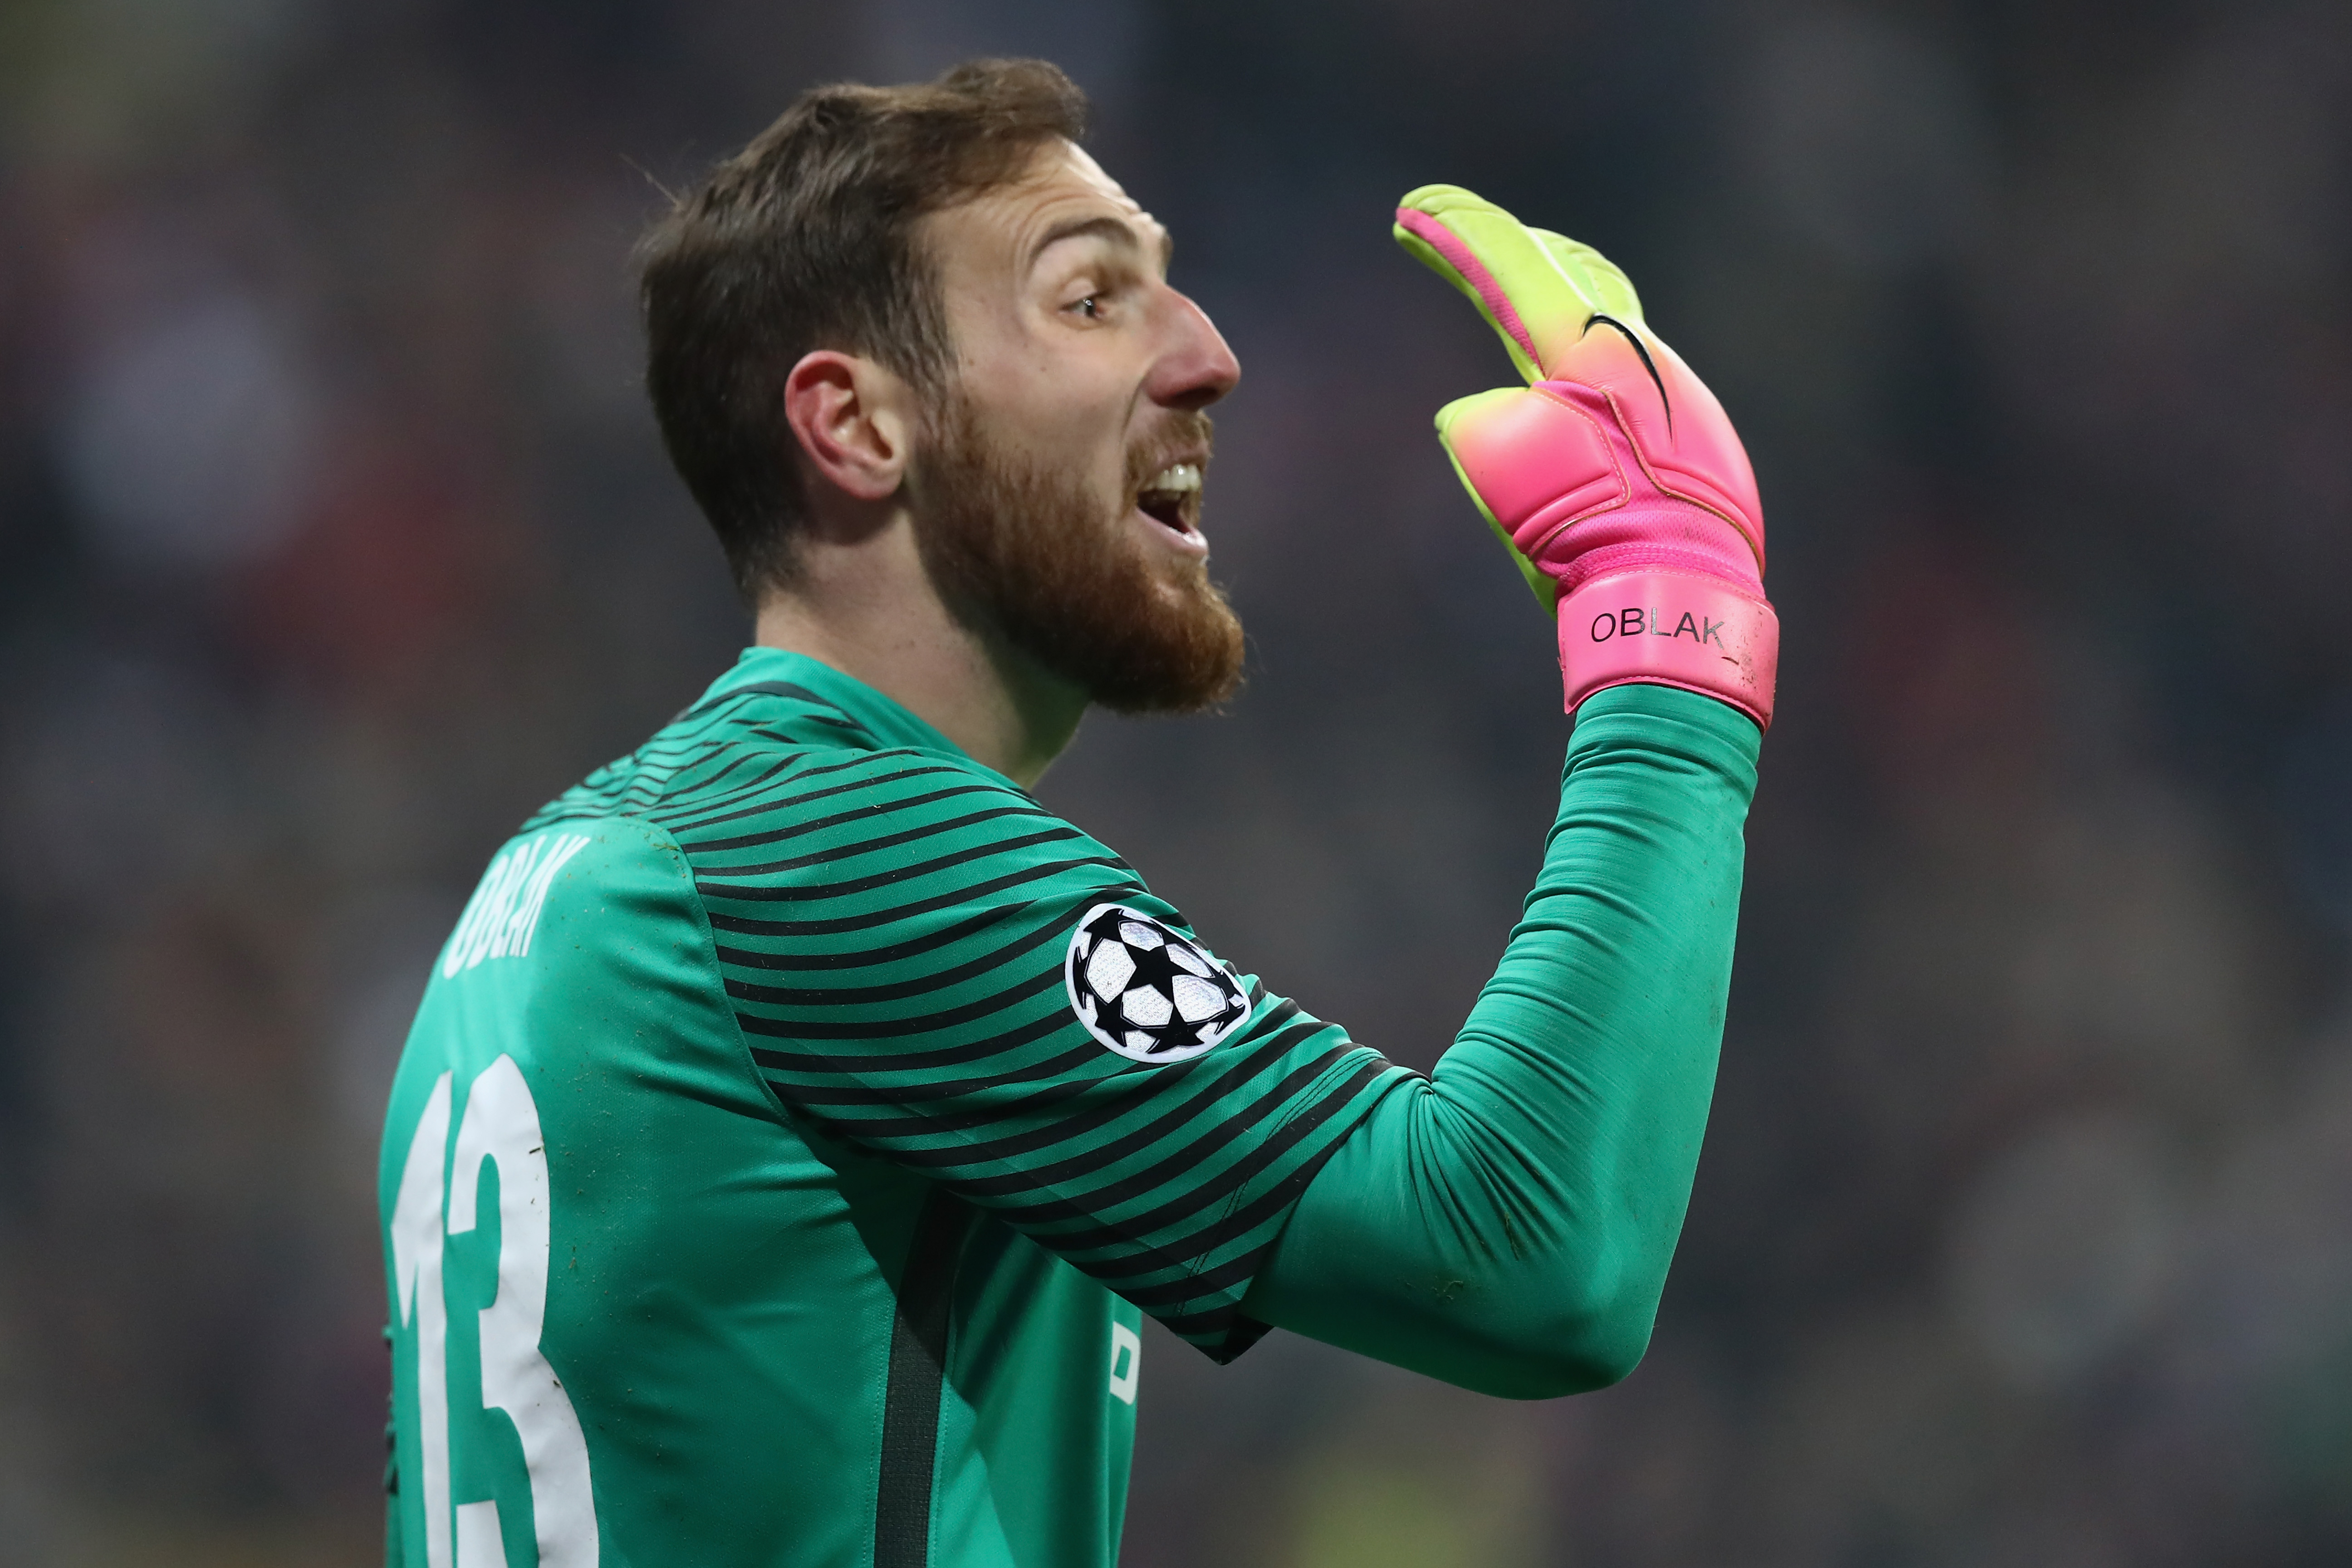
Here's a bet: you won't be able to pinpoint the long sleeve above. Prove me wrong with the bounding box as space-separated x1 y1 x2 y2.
1241 683 1761 1397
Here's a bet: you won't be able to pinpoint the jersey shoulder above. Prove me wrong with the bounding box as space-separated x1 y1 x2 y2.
515 676 885 830
546 671 1134 898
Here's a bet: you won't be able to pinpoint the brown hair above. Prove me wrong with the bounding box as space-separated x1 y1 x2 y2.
637 58 1089 597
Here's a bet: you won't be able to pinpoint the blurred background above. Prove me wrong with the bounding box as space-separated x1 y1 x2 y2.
3 0 2350 1562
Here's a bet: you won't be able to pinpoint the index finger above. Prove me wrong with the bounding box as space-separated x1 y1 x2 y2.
1393 186 1636 382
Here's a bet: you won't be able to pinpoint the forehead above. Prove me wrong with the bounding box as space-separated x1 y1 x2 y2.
929 139 1171 278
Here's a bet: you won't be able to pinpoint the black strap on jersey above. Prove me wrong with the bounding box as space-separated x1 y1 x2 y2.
875 1189 976 1568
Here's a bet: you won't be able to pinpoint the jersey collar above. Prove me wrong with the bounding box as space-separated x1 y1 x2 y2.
699 647 1009 778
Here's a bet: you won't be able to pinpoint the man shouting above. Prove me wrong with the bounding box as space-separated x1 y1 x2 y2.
378 57 1776 1568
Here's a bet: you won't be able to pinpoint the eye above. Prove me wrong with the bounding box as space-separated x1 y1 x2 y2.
1072 295 1102 319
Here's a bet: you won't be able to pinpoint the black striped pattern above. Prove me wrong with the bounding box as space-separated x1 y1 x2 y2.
522 660 1404 1354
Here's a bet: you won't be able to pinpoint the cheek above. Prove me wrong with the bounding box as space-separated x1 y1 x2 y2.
971 373 1136 500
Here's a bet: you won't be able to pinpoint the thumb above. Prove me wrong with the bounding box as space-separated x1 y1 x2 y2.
1435 388 1566 612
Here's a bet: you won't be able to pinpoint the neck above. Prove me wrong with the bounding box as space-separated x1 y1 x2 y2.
751 512 1087 789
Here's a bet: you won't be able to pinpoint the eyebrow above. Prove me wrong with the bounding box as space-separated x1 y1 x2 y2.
1031 214 1175 272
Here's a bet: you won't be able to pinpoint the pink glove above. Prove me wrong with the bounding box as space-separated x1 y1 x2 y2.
1395 186 1778 728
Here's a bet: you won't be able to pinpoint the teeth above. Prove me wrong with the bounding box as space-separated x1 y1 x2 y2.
1144 463 1201 494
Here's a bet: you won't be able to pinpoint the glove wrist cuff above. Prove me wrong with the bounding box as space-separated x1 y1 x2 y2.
1557 569 1779 730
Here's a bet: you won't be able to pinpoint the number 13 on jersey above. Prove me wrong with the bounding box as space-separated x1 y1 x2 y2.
389 1055 598 1568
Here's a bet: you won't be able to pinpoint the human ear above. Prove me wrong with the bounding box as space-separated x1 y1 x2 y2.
781 351 916 503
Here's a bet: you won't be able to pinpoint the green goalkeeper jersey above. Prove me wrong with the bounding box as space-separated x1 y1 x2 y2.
378 648 1408 1568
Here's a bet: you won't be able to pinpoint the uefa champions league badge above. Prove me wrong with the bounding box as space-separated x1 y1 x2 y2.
1064 903 1250 1064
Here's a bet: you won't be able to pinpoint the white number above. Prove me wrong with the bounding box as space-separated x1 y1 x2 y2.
393 1056 598 1567
449 1056 598 1567
392 1073 455 1568
1108 1321 1141 1405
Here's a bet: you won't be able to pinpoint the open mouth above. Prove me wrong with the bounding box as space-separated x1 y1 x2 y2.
1135 462 1203 540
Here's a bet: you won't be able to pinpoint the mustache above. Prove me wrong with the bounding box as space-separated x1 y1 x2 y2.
1124 412 1217 496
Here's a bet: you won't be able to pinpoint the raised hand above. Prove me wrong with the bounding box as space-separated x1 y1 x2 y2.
1396 185 1778 727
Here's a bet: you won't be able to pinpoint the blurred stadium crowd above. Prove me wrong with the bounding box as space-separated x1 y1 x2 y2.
3 0 2350 1563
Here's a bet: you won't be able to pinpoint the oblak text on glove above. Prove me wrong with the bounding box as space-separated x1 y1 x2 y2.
1587 607 1728 647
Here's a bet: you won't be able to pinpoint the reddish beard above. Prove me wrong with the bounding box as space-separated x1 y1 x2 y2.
906 393 1246 714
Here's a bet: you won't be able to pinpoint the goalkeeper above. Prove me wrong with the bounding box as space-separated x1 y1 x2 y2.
378 57 1774 1568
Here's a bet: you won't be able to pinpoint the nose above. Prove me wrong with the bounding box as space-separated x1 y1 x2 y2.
1146 287 1241 412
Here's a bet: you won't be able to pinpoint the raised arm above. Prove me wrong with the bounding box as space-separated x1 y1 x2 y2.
1241 188 1778 1396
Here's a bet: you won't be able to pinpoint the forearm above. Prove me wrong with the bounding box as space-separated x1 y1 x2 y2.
1244 683 1759 1396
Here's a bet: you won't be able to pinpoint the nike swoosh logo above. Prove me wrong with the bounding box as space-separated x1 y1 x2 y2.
1585 313 1672 436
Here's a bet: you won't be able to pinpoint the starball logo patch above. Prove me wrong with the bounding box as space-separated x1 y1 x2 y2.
1063 904 1250 1064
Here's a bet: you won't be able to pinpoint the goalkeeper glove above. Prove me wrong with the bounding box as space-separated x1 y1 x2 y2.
1395 186 1778 728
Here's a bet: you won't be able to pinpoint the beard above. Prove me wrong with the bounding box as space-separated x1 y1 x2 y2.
906 392 1245 714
